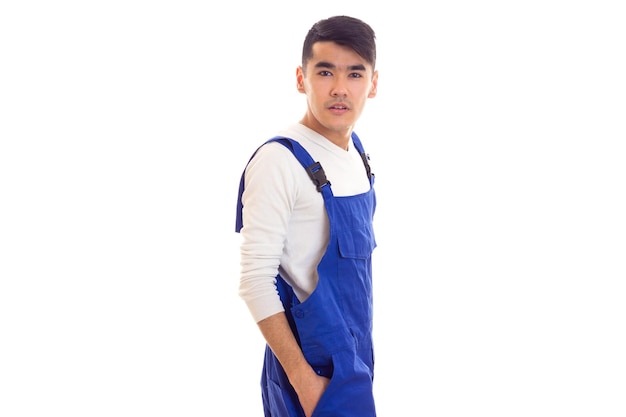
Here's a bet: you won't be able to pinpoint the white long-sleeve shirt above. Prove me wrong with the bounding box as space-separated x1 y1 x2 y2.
238 123 372 323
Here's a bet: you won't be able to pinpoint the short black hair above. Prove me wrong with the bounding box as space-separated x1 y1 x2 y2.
302 16 376 71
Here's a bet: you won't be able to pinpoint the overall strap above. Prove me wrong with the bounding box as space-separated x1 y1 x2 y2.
269 137 333 192
235 136 332 232
351 131 374 183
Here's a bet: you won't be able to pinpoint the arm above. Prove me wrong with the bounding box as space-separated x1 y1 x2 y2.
258 312 330 417
240 144 329 415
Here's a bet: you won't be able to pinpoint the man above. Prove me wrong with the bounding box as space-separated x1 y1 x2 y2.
235 15 379 417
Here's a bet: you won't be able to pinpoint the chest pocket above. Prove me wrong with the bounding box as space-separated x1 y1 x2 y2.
337 225 376 259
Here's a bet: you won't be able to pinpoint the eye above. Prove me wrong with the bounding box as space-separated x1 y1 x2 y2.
349 73 363 78
318 70 332 76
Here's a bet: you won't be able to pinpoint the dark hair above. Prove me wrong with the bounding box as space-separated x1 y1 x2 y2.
302 16 376 71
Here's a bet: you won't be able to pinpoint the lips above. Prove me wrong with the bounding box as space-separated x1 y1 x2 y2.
328 102 350 114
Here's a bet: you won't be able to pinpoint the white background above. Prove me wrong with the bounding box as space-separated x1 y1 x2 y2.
1 1 625 416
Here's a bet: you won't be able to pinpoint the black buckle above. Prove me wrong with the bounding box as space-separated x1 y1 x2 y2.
306 161 331 192
360 152 372 179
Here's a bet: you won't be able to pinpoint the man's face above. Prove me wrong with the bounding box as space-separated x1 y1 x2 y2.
297 41 378 146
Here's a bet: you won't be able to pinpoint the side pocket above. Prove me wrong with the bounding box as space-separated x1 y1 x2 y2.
266 378 303 417
311 350 375 416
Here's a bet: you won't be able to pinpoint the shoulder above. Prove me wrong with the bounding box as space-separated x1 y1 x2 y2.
243 140 310 196
247 140 301 172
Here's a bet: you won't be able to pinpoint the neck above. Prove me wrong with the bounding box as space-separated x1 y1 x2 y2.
299 116 352 151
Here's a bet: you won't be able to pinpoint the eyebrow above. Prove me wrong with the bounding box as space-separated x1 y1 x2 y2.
314 61 367 71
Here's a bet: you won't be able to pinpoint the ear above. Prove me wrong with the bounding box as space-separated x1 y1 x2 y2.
296 66 305 93
368 70 379 98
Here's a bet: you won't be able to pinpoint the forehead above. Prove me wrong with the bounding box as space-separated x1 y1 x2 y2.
306 41 372 71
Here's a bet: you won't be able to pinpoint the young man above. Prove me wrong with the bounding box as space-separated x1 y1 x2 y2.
235 16 379 417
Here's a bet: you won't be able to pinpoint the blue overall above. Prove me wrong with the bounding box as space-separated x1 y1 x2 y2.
236 133 377 417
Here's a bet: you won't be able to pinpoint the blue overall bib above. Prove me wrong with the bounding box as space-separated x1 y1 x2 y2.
236 133 377 417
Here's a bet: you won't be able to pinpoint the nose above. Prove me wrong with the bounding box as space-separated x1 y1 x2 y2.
331 79 348 97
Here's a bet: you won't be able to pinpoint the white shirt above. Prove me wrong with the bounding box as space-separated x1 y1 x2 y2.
238 123 372 322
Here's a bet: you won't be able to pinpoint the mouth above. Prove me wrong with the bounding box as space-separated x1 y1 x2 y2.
328 103 350 113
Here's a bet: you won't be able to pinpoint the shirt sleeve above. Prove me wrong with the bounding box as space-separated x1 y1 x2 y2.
238 142 300 322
